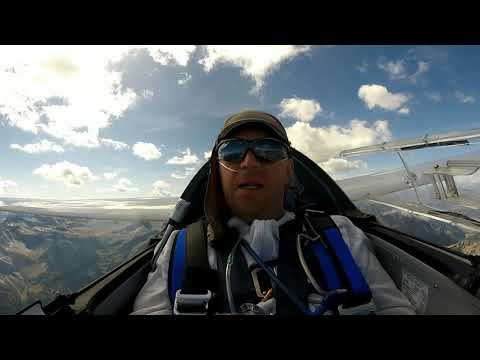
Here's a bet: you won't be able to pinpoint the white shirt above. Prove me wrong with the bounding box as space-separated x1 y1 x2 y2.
130 213 416 315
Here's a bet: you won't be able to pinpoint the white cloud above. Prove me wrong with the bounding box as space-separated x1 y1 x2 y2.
409 61 429 83
0 178 19 196
279 97 322 122
417 61 429 74
0 46 137 146
33 161 96 187
100 138 129 150
320 158 367 174
144 45 196 67
178 72 192 85
426 92 442 103
0 46 197 149
152 180 175 197
358 84 410 112
10 139 64 153
170 166 197 180
204 151 211 160
378 59 429 84
379 60 407 80
356 60 368 73
198 45 311 93
171 173 187 179
286 119 392 164
167 148 199 165
112 178 139 193
398 107 410 115
103 172 119 180
142 89 154 99
133 142 162 161
455 91 475 104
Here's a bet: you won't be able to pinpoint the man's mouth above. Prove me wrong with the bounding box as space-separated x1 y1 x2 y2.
238 183 264 190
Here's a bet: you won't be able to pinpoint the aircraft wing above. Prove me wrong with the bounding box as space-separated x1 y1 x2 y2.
336 151 480 201
336 127 480 201
336 128 480 232
363 197 480 233
339 128 480 158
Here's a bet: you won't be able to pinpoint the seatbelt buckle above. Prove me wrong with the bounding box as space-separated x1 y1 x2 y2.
173 290 213 315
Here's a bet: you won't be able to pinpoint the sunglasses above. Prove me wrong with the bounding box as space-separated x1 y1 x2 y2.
217 138 290 164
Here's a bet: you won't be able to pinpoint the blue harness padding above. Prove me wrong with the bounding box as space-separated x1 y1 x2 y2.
310 241 343 291
169 228 187 305
309 226 372 307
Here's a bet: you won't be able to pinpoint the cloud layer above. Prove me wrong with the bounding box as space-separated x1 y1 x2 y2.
167 148 199 165
198 45 311 93
10 139 64 153
33 161 96 187
286 117 391 174
112 178 139 193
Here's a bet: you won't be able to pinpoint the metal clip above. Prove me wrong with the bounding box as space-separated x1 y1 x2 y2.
251 267 272 298
173 290 212 315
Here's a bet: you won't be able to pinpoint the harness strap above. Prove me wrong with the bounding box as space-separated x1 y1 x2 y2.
305 213 372 308
183 220 210 294
322 227 372 306
169 228 186 305
310 241 343 291
168 220 210 297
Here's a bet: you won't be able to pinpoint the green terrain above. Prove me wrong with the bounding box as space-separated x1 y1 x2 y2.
0 211 165 314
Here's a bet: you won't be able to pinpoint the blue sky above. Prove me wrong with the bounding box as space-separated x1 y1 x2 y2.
1 45 480 200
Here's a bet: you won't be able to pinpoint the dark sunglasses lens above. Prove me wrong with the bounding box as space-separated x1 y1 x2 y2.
254 139 288 161
218 140 246 162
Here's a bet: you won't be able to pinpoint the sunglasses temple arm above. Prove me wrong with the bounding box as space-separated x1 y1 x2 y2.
219 161 241 173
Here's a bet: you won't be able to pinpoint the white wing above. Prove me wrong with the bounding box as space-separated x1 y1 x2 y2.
336 152 480 201
339 128 480 158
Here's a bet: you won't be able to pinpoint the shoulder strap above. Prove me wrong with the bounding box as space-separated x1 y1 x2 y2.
275 217 311 315
168 228 186 305
168 219 212 306
304 211 372 308
184 220 211 293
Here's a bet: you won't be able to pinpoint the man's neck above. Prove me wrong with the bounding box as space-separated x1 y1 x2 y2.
234 209 286 225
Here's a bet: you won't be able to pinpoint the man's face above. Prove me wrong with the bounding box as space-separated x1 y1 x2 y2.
218 126 294 223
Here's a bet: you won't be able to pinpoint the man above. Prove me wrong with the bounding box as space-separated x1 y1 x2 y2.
131 111 415 315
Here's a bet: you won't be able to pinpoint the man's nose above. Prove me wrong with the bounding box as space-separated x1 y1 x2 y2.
240 150 261 169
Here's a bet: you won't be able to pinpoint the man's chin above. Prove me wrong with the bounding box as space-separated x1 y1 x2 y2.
233 209 282 224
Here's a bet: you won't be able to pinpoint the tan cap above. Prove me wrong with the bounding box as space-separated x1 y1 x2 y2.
217 110 290 145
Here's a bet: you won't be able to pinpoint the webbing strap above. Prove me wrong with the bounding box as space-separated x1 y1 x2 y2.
183 220 210 294
169 228 186 305
310 241 343 291
322 227 372 305
168 220 212 307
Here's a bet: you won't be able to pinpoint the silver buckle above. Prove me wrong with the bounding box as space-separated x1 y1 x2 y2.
173 290 212 315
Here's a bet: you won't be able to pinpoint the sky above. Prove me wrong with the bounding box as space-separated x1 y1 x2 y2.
1 45 480 200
